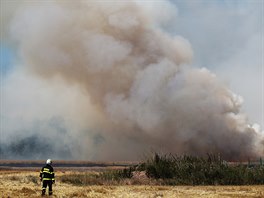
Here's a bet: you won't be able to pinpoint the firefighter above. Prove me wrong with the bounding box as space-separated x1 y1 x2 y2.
40 159 55 196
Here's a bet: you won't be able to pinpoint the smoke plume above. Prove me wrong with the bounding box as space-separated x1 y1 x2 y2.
1 0 263 160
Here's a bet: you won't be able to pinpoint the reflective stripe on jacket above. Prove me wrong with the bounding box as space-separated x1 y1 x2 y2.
40 164 55 181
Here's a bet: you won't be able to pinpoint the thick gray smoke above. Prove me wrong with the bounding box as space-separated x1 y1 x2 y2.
2 0 263 160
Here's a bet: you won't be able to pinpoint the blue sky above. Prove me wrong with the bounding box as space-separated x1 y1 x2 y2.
0 43 14 75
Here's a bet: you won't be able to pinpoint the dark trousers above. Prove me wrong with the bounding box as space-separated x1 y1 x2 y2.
42 180 53 195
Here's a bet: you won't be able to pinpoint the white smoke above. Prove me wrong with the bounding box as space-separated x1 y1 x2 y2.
1 0 263 160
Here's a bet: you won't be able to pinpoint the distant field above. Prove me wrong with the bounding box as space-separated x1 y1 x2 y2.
1 169 264 198
0 160 137 167
0 160 138 172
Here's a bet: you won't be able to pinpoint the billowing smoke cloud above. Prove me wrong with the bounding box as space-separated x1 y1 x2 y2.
1 0 263 160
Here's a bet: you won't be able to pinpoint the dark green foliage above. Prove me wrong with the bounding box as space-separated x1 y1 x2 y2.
100 166 135 180
142 153 264 185
145 153 176 179
59 154 264 186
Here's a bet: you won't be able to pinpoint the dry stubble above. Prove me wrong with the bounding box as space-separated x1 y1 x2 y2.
1 170 264 198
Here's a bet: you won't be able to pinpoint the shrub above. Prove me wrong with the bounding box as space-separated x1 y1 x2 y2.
141 153 264 185
99 167 135 181
59 153 264 186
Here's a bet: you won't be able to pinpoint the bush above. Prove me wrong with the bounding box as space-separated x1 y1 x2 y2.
99 167 133 181
141 153 264 185
59 154 264 186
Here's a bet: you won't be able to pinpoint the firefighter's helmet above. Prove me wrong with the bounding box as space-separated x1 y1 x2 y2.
46 159 52 165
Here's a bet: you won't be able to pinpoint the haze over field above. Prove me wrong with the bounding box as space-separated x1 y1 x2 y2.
0 0 263 160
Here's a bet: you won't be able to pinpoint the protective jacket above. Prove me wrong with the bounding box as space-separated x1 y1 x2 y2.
39 164 55 181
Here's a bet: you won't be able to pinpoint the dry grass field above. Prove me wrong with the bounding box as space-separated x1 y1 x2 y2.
1 170 264 198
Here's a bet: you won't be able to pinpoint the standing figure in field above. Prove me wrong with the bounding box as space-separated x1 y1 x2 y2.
40 159 55 196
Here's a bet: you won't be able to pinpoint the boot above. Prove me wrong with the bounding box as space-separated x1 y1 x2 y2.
42 189 46 196
49 191 53 196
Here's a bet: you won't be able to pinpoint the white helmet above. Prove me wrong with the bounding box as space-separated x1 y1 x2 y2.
46 159 52 165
